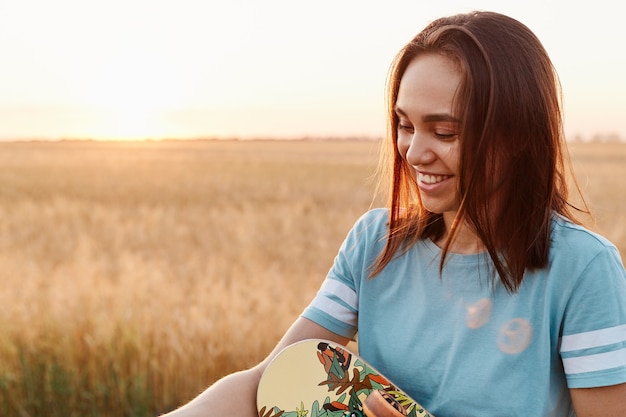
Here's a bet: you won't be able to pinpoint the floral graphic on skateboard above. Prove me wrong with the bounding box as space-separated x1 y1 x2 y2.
257 339 434 417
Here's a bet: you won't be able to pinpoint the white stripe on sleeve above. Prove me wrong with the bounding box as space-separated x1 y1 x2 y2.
318 278 358 310
561 324 626 352
307 278 358 328
562 348 626 375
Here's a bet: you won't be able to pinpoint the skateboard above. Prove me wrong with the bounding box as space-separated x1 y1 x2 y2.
257 339 434 417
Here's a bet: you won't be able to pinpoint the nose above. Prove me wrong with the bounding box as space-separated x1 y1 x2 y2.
403 132 436 168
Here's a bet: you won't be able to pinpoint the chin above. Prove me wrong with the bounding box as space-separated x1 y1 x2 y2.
421 203 458 216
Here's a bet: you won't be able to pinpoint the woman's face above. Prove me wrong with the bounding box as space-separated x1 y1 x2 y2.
395 53 462 220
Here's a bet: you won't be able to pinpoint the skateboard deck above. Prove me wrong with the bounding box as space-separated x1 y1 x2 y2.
257 339 434 417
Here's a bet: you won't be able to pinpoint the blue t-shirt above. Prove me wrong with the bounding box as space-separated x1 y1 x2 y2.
302 208 626 417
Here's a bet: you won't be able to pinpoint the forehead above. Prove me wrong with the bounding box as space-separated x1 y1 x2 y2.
395 53 462 118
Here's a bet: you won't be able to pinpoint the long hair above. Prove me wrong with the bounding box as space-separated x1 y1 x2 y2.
371 11 588 292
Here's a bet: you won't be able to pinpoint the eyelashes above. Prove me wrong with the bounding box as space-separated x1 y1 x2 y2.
397 122 458 140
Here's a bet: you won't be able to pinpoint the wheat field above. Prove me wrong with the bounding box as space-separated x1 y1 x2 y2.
0 139 623 417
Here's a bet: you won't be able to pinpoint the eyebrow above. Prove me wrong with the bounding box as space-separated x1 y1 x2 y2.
394 106 461 123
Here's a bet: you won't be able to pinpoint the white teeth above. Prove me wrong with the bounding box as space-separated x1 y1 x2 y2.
418 173 450 184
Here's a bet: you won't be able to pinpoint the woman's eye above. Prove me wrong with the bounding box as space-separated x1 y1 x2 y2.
433 127 458 140
398 123 413 132
434 131 457 139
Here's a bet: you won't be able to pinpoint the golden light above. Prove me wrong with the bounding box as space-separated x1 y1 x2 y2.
75 47 185 140
92 103 168 141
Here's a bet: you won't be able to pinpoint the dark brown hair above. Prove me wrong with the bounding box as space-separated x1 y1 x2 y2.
372 11 588 292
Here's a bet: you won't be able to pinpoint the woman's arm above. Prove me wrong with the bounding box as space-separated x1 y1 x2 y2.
571 383 626 417
161 317 350 417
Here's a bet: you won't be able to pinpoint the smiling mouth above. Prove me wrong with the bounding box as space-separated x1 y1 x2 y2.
418 173 452 184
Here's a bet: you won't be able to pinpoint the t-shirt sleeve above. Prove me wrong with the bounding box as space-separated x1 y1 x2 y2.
559 245 626 388
301 209 387 339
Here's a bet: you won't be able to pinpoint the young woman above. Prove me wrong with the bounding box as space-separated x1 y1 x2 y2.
163 11 626 417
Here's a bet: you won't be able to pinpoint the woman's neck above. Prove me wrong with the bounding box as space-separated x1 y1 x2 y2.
436 213 485 254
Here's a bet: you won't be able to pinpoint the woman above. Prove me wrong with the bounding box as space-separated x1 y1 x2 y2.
164 11 626 416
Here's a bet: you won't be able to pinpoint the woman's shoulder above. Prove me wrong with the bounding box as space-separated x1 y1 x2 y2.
551 215 617 252
549 214 623 268
343 208 390 246
343 208 390 235
355 207 389 227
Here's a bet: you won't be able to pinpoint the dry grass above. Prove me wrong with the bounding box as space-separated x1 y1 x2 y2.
0 139 623 416
0 139 381 416
568 142 626 250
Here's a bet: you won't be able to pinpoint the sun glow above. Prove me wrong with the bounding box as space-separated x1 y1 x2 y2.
95 107 164 141
73 42 188 140
77 99 175 141
81 95 177 142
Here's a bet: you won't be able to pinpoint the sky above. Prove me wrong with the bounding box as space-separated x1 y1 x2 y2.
0 0 624 141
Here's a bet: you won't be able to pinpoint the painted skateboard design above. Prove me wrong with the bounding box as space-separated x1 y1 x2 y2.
257 339 434 417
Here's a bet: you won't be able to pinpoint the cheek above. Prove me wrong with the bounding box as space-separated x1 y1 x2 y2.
443 143 461 173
